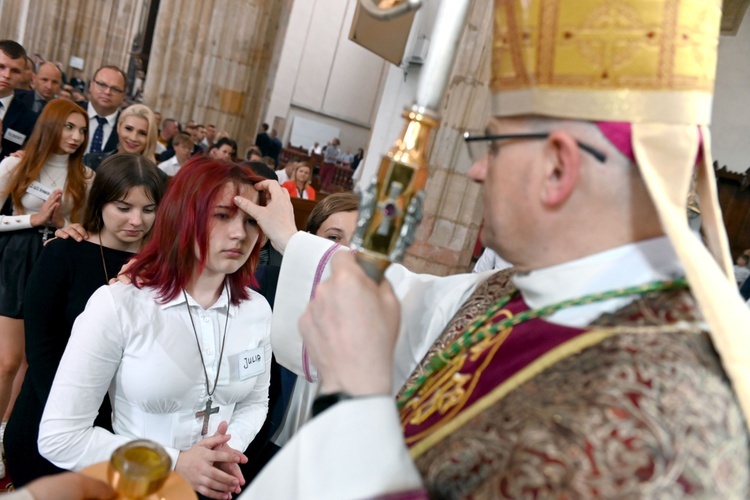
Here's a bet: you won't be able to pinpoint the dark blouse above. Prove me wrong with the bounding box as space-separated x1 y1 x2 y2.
6 238 133 486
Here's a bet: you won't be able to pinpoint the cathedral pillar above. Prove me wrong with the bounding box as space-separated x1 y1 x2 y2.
0 0 145 81
142 0 293 151
401 0 493 275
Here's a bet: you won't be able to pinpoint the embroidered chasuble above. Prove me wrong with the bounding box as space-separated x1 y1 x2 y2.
397 271 750 498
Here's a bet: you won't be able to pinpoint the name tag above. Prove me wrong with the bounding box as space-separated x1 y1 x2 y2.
26 181 52 201
4 128 26 145
238 347 265 380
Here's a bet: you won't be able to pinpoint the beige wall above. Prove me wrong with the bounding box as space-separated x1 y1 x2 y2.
264 0 389 151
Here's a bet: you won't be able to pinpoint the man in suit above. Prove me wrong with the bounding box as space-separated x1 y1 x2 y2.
81 65 127 155
0 40 39 160
255 123 271 157
30 61 63 113
268 128 282 167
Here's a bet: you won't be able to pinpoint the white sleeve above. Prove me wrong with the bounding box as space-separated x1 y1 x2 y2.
0 156 33 231
242 397 424 499
272 232 487 391
271 232 346 381
38 287 137 470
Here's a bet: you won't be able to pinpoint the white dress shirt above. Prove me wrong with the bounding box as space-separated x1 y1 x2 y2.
84 103 118 154
157 156 181 177
39 282 272 471
276 168 291 185
0 94 12 120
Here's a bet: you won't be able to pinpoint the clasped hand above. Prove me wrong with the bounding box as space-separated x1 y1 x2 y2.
176 421 248 500
30 189 65 228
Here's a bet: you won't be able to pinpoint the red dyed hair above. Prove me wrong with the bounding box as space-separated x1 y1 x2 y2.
128 157 266 305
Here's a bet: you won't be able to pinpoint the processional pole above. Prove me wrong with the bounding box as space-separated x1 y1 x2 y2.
350 0 473 282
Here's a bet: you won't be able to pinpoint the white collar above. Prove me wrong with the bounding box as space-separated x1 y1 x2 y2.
86 102 118 124
512 236 686 327
0 94 13 115
160 285 236 316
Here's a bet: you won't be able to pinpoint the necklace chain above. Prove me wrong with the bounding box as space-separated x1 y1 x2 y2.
184 283 231 398
98 233 109 283
44 168 66 187
397 277 689 408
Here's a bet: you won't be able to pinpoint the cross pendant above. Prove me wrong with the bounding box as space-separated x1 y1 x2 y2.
38 226 54 242
195 398 219 436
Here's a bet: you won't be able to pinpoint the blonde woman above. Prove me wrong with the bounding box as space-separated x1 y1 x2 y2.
83 104 159 170
281 161 316 200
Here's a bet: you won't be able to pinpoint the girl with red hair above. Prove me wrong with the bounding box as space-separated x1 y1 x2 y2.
0 98 93 475
39 157 272 499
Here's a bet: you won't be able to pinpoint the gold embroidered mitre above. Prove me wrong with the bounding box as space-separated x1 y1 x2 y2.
489 0 750 433
490 0 720 124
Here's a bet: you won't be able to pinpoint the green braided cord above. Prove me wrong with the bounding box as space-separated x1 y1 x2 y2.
397 277 688 407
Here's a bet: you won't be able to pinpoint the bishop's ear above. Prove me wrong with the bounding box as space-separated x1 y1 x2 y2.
539 130 581 207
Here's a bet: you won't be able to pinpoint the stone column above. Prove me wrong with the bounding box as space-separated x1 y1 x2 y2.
401 0 493 276
142 0 293 153
0 0 145 80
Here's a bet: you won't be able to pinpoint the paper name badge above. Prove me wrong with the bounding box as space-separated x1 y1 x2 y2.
4 128 26 145
26 181 53 201
238 347 265 380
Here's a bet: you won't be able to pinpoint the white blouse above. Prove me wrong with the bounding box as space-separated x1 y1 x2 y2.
39 282 272 471
0 154 94 231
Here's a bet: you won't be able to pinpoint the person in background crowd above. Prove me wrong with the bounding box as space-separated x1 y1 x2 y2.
156 117 179 157
203 124 217 149
83 104 159 170
0 99 94 479
734 254 750 287
320 138 341 192
275 158 297 185
18 57 33 90
255 123 271 158
82 65 127 156
207 138 238 162
268 129 282 167
157 132 193 176
0 40 39 160
245 146 262 162
351 147 364 170
31 62 63 113
308 142 322 156
281 161 315 200
58 86 73 101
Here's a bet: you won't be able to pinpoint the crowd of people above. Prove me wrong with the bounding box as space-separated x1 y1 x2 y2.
2 0 750 496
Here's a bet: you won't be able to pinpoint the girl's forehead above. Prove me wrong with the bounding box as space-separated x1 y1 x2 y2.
217 182 258 203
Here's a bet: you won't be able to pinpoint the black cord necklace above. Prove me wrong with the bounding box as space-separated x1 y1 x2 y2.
184 281 231 436
98 233 109 283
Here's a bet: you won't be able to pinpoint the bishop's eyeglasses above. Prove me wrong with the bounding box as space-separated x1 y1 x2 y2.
463 132 607 164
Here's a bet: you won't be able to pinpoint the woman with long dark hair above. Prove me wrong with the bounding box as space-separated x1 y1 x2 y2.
0 99 93 473
5 154 165 487
39 157 272 499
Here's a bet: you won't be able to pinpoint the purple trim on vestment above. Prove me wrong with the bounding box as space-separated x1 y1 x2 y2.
302 243 341 382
